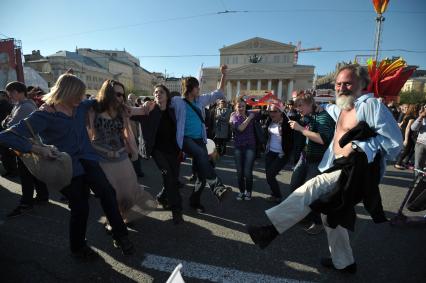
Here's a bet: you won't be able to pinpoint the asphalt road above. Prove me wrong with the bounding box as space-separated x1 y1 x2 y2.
0 147 425 283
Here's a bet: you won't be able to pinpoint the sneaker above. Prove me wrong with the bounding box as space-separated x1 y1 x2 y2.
246 224 279 249
113 235 134 255
189 174 196 181
304 223 324 235
104 223 113 234
245 192 252 201
214 186 231 202
265 195 282 203
394 164 406 170
320 257 357 274
236 193 245 201
6 205 33 218
71 246 99 261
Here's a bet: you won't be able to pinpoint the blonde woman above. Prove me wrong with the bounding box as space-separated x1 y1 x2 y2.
87 80 154 228
0 74 133 258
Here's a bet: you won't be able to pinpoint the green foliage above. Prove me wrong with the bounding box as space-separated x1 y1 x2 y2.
399 91 426 104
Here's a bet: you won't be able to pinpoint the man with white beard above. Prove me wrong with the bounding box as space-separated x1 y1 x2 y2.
247 64 402 274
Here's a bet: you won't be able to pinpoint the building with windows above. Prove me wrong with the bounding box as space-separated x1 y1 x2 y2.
200 37 315 101
24 48 156 96
164 77 182 94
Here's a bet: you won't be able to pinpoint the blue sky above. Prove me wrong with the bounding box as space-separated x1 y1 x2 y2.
1 0 425 77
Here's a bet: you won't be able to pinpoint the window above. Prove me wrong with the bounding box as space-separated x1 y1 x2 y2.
283 55 288 63
273 55 280 63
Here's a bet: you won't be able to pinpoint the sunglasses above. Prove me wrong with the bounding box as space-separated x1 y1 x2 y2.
115 92 125 98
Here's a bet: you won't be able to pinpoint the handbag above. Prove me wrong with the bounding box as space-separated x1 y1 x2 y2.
9 119 73 190
253 120 266 146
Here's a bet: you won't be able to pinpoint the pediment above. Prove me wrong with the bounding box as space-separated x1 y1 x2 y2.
220 37 295 52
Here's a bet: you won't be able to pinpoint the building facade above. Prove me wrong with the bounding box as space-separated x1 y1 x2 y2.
24 48 156 96
401 76 426 93
164 77 182 94
200 37 315 101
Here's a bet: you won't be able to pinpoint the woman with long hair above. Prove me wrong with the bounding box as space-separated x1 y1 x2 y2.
87 80 154 229
0 74 133 258
229 99 258 201
395 104 417 169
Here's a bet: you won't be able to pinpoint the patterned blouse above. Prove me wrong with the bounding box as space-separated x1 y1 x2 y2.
91 113 127 161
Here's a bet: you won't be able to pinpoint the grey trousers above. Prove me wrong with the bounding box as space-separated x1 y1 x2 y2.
414 142 426 177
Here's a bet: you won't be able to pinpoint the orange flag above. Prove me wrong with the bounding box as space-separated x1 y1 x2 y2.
372 0 390 14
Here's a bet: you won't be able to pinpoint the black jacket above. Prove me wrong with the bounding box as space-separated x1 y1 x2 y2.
265 114 294 157
309 121 386 231
132 105 177 159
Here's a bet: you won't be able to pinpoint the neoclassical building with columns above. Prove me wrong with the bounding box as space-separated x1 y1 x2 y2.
200 37 315 102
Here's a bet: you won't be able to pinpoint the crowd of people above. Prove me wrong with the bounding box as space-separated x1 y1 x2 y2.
0 63 425 273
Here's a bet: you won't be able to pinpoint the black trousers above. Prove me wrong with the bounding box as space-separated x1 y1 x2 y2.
61 159 128 252
265 151 289 198
0 145 17 174
152 149 182 212
17 158 48 206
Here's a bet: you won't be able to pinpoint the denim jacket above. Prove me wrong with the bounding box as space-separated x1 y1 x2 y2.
170 90 225 149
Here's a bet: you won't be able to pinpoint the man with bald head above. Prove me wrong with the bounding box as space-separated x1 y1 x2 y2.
247 64 402 273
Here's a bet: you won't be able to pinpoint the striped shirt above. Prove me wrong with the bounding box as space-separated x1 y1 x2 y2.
305 111 335 162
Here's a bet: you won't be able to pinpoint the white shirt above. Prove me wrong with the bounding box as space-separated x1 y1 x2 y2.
268 123 283 154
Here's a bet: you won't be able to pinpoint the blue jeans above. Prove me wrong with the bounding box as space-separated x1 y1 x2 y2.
182 137 224 205
234 146 256 193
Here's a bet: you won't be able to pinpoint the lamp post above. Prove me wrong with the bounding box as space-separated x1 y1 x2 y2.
374 14 385 62
372 0 390 64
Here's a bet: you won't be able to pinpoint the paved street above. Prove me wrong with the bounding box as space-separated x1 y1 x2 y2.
1 147 425 283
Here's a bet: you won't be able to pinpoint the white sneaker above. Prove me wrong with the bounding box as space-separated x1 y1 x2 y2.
245 192 252 200
236 193 245 201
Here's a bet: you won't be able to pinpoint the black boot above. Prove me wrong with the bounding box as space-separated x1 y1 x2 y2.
172 211 184 225
246 224 279 249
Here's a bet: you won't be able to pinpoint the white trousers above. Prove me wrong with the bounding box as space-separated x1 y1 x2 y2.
265 170 355 269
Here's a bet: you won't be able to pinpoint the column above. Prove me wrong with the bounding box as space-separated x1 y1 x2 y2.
278 79 283 99
257 80 261 90
247 80 251 90
227 81 232 100
287 80 294 101
237 80 241 96
267 80 272 91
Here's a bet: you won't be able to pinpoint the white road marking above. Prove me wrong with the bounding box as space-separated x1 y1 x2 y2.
141 253 316 283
